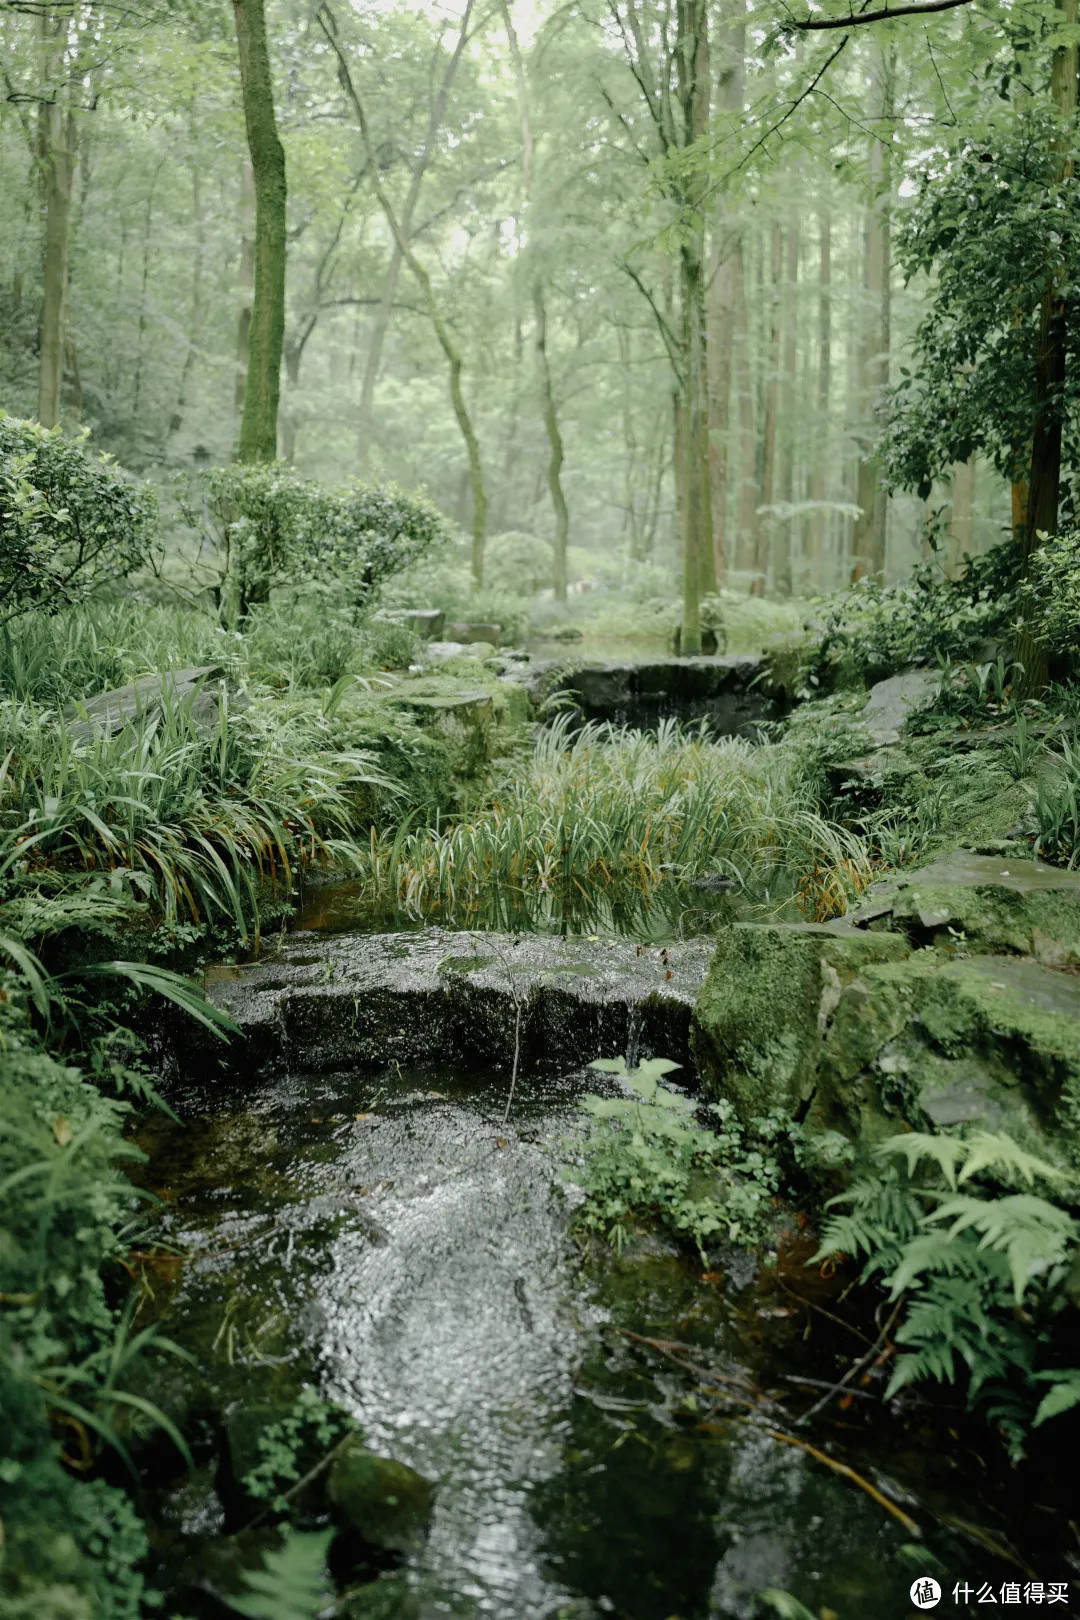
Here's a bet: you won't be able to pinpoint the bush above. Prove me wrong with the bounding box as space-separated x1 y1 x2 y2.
1019 528 1080 664
804 543 1022 690
178 463 447 621
0 414 158 624
484 530 553 596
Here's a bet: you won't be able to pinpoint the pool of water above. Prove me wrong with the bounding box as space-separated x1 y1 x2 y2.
290 876 795 942
136 1059 1076 1619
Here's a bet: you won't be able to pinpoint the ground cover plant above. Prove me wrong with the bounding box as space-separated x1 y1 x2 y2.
357 713 876 924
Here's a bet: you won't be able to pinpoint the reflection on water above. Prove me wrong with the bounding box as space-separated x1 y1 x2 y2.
143 1062 1076 1619
292 874 795 943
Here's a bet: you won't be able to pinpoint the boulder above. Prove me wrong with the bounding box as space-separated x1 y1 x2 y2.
374 608 445 640
327 1438 434 1553
444 621 501 647
65 665 231 741
859 668 940 747
690 923 908 1119
537 654 779 736
199 931 714 1081
847 850 1080 962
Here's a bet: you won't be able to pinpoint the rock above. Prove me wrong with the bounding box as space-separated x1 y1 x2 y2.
812 952 1080 1163
859 668 940 747
327 1438 434 1553
671 625 723 656
444 620 501 647
690 923 908 1120
692 911 1080 1167
424 640 469 660
64 665 231 741
374 608 445 640
847 850 1080 962
536 655 779 736
198 932 714 1081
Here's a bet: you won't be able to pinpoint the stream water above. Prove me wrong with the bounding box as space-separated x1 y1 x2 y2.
138 1054 1075 1620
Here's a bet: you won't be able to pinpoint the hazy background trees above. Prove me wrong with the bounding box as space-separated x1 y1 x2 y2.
2 0 1063 620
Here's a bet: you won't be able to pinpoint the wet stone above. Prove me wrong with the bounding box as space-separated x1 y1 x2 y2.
198 930 714 1081
327 1440 435 1553
534 654 778 735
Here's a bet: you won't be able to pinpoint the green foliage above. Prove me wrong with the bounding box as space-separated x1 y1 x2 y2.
181 463 446 621
243 1387 354 1514
815 1131 1080 1446
224 1527 335 1620
884 107 1080 494
484 530 553 597
1029 729 1080 868
1018 527 1080 661
0 690 388 940
358 714 873 921
0 415 157 625
567 1056 788 1258
755 1593 817 1620
804 547 1021 690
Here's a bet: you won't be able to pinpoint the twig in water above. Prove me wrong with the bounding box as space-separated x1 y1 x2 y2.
759 1425 921 1537
797 1297 903 1425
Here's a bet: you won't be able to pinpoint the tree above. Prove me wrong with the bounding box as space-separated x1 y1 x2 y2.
231 0 287 464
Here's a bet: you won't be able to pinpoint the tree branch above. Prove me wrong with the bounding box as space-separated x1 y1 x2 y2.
788 0 973 28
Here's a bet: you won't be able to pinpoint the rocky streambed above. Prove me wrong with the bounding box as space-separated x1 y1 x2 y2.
140 867 1080 1619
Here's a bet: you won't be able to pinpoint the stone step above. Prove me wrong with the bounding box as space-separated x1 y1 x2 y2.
199 930 714 1081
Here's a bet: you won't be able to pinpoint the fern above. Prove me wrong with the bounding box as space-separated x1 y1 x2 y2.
224 1527 334 1620
815 1128 1080 1441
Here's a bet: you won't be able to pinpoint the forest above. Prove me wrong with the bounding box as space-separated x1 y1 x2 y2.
4 0 1080 1616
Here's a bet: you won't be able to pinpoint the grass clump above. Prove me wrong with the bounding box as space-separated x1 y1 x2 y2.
358 715 874 923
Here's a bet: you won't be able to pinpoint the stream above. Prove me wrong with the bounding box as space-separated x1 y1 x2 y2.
137 1042 1074 1619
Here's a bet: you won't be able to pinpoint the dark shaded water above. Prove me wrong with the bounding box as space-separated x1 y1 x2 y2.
136 1060 1076 1620
291 875 792 943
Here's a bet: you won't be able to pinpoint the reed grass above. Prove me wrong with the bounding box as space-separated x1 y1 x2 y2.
359 716 873 922
0 690 389 942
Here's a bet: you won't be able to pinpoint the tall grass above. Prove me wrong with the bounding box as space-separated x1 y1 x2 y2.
0 690 389 942
359 716 873 922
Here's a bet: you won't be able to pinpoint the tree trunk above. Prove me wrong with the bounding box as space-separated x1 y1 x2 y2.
850 48 894 581
322 5 488 582
706 0 746 589
232 0 287 465
234 157 255 416
1015 0 1077 692
805 205 831 592
773 221 799 598
676 0 712 652
733 247 756 575
37 88 75 429
534 286 569 601
168 150 205 443
502 0 571 601
946 457 975 578
751 224 783 598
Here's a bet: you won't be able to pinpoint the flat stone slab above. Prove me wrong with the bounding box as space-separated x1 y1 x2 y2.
905 851 1080 895
536 655 777 736
374 608 446 640
65 665 229 740
198 931 714 1080
444 621 501 647
859 669 940 747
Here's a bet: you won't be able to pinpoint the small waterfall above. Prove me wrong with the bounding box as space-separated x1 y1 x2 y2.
624 1002 641 1070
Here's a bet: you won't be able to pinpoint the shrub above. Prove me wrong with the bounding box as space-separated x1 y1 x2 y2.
484 530 553 596
1018 527 1080 664
804 543 1022 690
179 463 446 621
0 414 158 624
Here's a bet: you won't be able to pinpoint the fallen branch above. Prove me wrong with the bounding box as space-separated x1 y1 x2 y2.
798 1297 903 1425
762 1427 921 1536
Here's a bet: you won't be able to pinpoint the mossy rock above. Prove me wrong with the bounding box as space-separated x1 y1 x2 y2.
689 922 909 1120
326 1438 435 1553
851 851 1080 963
813 953 1080 1165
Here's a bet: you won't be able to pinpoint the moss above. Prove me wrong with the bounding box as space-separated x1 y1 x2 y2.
689 923 909 1119
813 953 1080 1165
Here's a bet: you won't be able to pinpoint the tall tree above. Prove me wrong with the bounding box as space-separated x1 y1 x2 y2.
232 0 286 463
35 7 78 427
850 44 894 581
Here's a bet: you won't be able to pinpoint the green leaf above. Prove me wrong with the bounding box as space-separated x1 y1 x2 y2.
224 1527 335 1620
1033 1370 1080 1427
